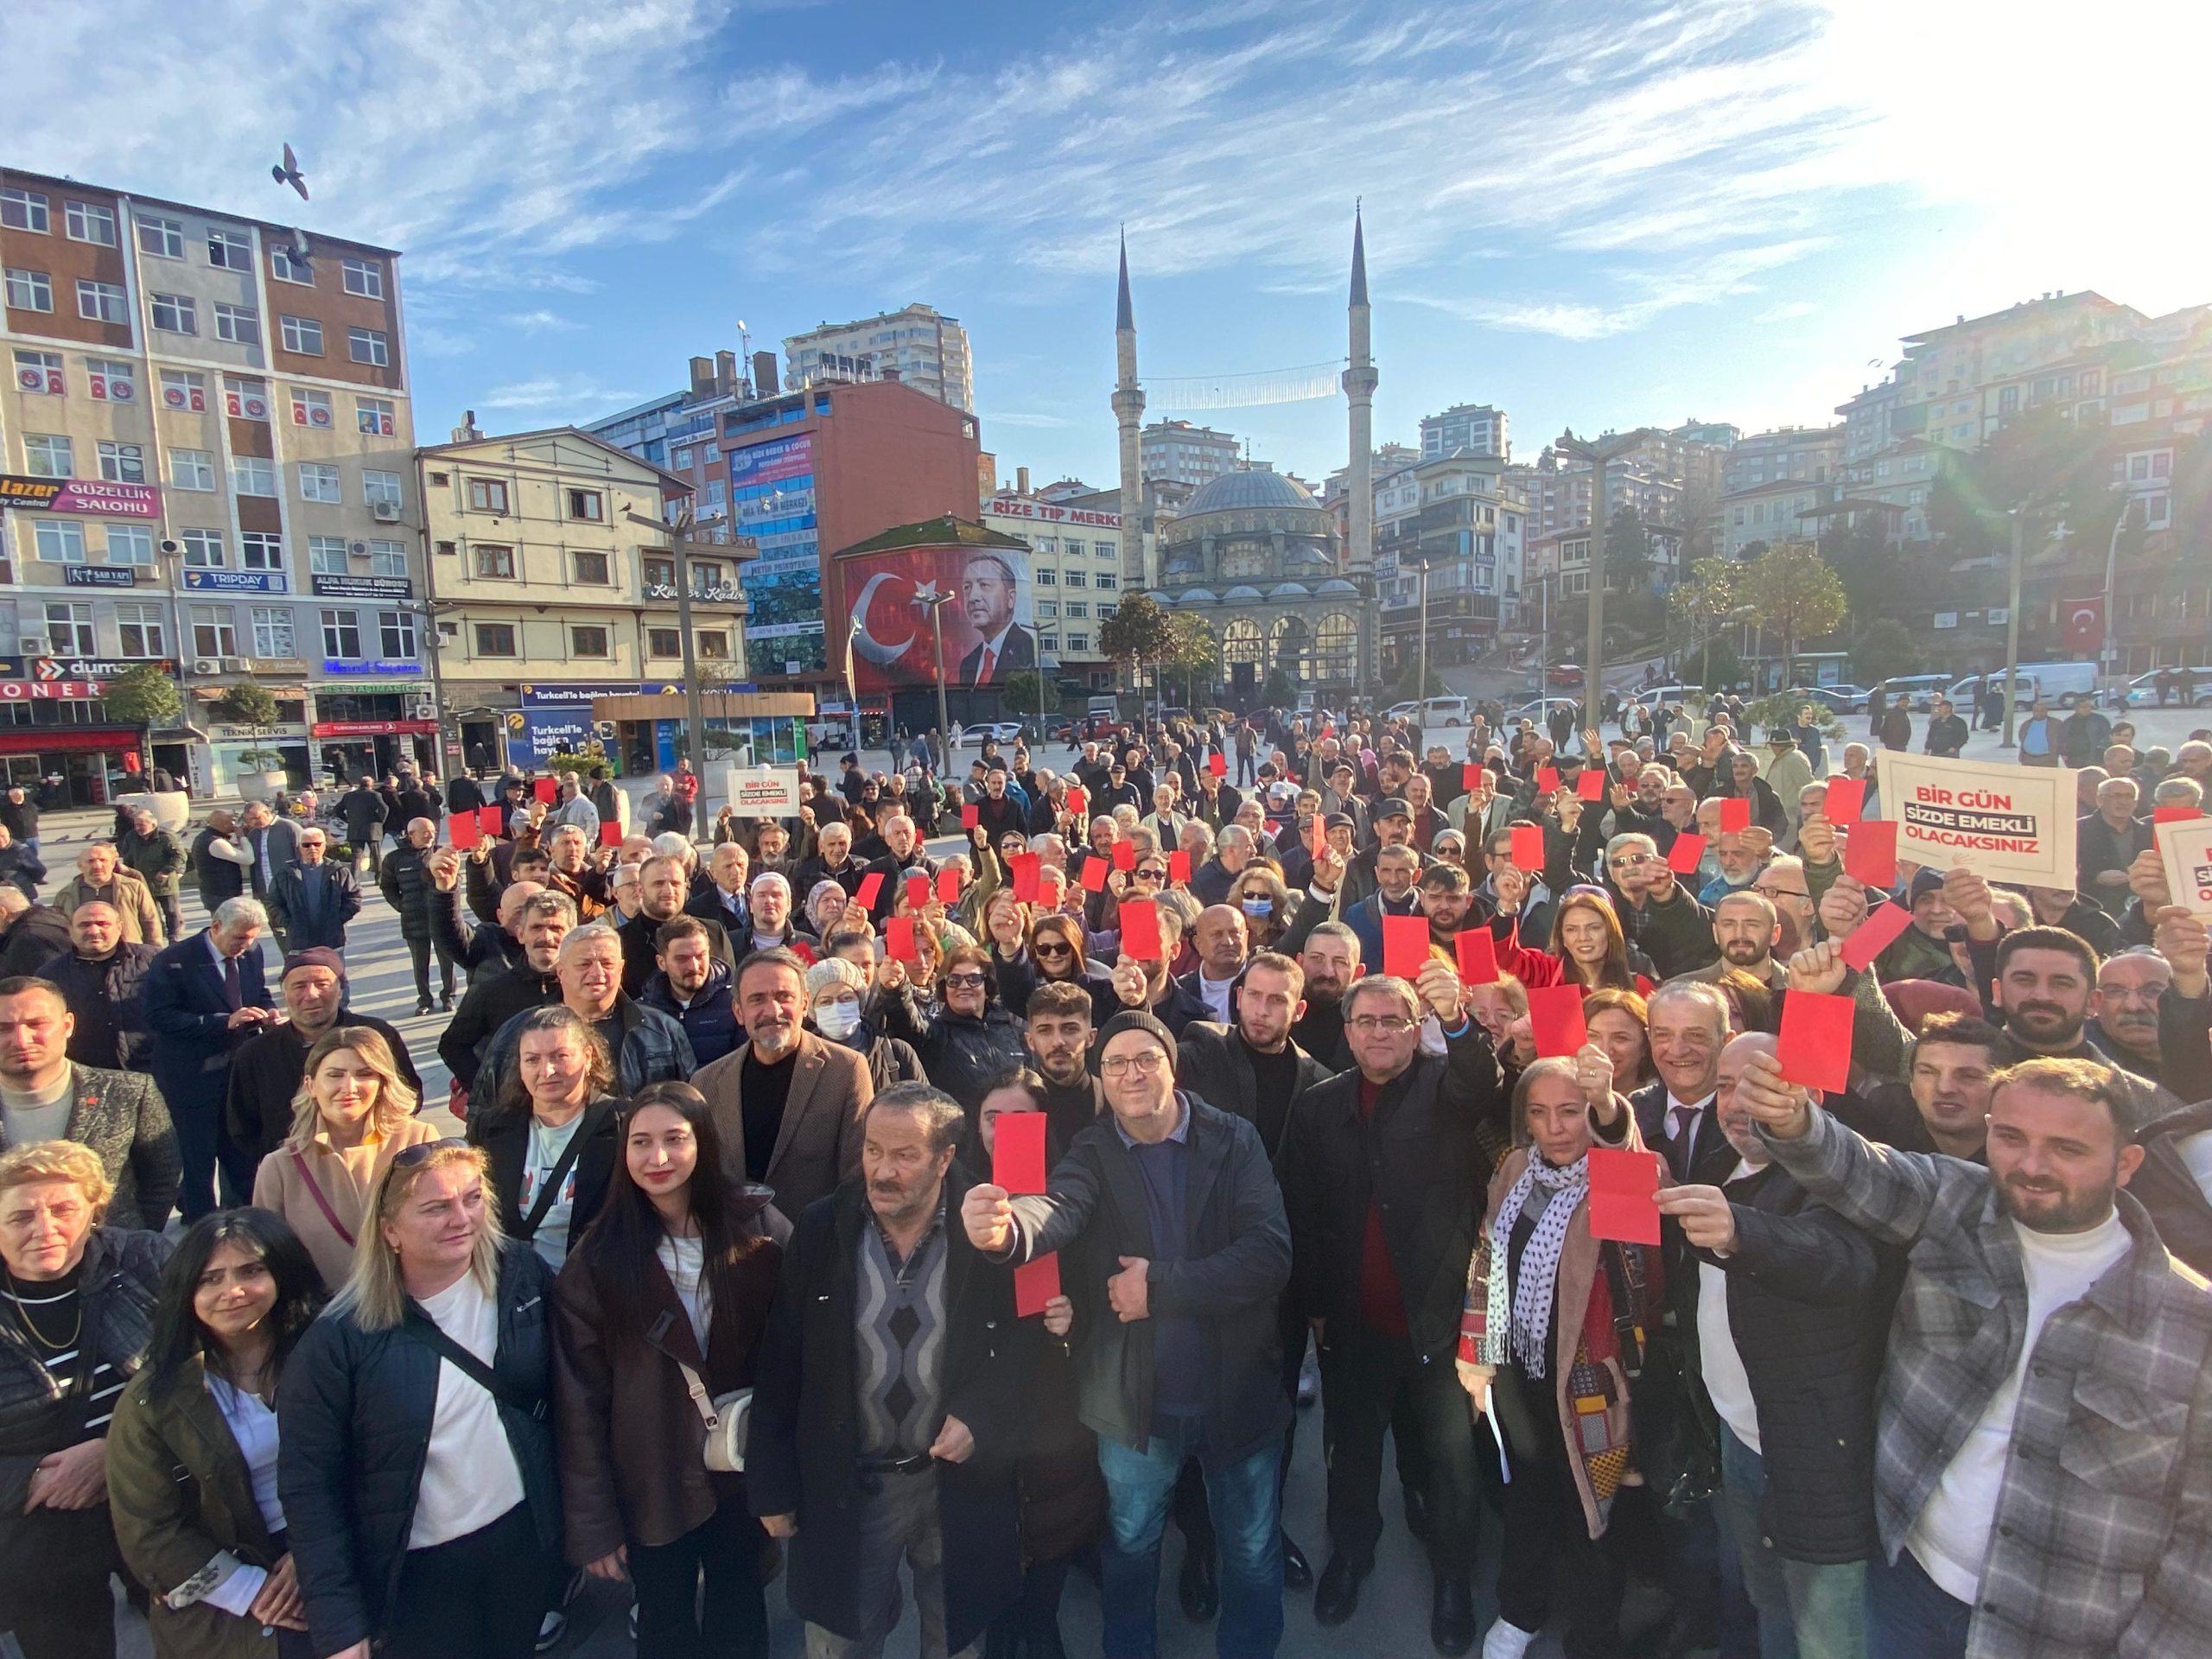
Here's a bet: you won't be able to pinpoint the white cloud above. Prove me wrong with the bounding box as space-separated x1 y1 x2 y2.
476 375 642 412
1755 302 1817 325
506 310 581 334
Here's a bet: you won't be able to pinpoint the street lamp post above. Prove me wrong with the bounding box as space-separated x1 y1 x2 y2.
626 505 710 779
1414 549 1434 709
2101 500 2136 686
2002 510 2024 747
921 585 954 746
1555 427 1653 731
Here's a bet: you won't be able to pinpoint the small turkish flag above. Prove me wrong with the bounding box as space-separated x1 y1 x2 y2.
2062 595 2105 652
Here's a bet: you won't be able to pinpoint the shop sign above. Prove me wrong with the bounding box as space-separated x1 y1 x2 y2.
63 566 139 588
310 719 439 738
0 656 171 685
184 569 284 594
984 496 1121 529
0 680 99 700
518 682 657 707
321 659 422 676
311 575 413 600
0 475 162 518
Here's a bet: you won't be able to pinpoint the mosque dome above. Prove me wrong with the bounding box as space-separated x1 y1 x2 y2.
1180 469 1317 515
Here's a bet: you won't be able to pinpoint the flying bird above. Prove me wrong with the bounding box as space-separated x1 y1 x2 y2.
270 143 308 201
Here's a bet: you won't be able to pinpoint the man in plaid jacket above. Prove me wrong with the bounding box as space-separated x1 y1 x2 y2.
1738 1050 2212 1659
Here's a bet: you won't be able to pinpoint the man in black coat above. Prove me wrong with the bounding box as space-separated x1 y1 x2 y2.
1654 1033 1901 1659
35 898 156 1071
617 854 734 997
429 852 534 978
963 1011 1293 1659
379 817 454 1014
1277 963 1508 1650
266 824 360 951
225 947 422 1165
143 895 276 1220
0 886 71 979
435 889 572 1103
751 1084 1021 1658
336 776 390 878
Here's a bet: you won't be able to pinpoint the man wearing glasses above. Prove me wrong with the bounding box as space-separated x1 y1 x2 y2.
1599 831 1719 979
963 1010 1294 1659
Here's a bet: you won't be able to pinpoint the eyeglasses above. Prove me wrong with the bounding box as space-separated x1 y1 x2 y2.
1101 1050 1166 1078
1135 866 1168 880
1608 854 1656 868
393 1137 468 1170
1346 1014 1418 1033
944 971 988 989
1032 939 1073 958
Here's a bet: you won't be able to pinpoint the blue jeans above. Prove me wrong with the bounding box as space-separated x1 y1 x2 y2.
1716 1427 1866 1659
1097 1420 1283 1659
1865 1548 1971 1659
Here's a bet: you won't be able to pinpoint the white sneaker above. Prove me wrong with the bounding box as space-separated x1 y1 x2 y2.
536 1609 567 1651
1481 1618 1536 1659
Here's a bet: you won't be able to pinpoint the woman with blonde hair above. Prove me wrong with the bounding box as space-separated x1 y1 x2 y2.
251 1027 437 1287
277 1141 562 1659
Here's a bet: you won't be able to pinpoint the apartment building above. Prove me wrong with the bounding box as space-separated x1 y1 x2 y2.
1420 403 1508 462
783 304 973 411
1141 419 1243 490
981 490 1126 689
1721 425 1842 495
0 166 421 798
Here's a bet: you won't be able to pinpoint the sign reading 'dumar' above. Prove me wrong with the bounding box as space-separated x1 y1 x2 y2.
1876 752 2077 887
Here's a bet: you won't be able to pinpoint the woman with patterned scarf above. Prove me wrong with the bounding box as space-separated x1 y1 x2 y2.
1455 1051 1669 1659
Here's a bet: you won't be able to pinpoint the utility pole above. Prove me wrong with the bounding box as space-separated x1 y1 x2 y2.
2101 499 2135 687
1555 427 1652 731
921 584 954 746
626 504 710 779
2002 509 2024 747
1414 549 1433 711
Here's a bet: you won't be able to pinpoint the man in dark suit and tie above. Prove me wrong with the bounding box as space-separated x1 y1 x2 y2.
1631 978 1738 1185
957 551 1037 688
141 894 276 1220
266 823 360 950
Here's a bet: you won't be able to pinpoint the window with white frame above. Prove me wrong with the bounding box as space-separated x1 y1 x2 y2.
1096 572 1117 590
1064 601 1088 619
64 201 117 245
106 524 154 567
207 229 250 270
251 607 294 658
47 602 94 654
213 302 258 344
308 537 348 575
367 540 407 578
4 269 53 312
1066 633 1089 652
1034 568 1056 586
341 257 383 299
346 327 389 366
280 315 323 355
97 441 145 484
77 280 128 323
189 606 238 658
22 435 72 477
362 470 401 508
13 350 60 394
321 609 361 658
150 292 196 334
378 610 416 658
33 522 86 563
1063 569 1086 588
115 603 166 657
269 245 312 285
181 529 226 568
241 531 283 572
1036 601 1058 620
1 189 48 232
170 449 215 492
288 387 331 430
230 456 277 497
298 462 341 503
2145 493 2172 529
356 397 394 437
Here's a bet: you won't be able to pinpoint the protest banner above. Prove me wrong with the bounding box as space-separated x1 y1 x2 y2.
1875 751 2076 886
2155 814 2212 920
724 766 804 817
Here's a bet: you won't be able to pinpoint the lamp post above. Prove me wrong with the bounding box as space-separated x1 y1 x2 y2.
919 582 954 747
1555 427 1653 731
1413 547 1435 711
2002 509 2024 747
626 504 710 779
2101 499 2136 686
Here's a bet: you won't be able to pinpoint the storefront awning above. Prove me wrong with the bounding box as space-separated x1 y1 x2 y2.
0 725 140 754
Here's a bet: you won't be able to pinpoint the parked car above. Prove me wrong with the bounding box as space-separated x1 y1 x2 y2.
1799 684 1871 715
1384 695 1472 727
1878 673 1953 711
1626 684 1693 711
1504 696 1586 727
1546 664 1586 687
957 721 1027 747
2120 666 2212 709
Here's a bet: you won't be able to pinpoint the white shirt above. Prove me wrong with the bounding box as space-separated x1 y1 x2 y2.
1664 1090 1716 1155
518 1112 586 1268
1195 971 1237 1022
1906 1209 2133 1601
199 1376 285 1618
1694 1158 1762 1453
658 1235 713 1347
2180 1128 2212 1204
409 1269 527 1549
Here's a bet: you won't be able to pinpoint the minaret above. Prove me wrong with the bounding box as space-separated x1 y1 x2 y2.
1343 205 1378 690
1111 230 1147 585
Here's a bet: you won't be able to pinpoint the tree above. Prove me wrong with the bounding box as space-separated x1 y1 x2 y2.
1850 618 1918 687
1667 556 1742 670
1604 505 1654 592
1161 614 1220 705
1394 660 1446 701
1262 666 1297 709
212 682 280 730
1099 593 1174 708
102 663 181 728
997 669 1051 724
1821 512 1901 628
1673 475 1724 567
1739 543 1847 689
1681 638 1744 690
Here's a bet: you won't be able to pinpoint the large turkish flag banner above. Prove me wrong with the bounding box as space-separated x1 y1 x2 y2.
2062 595 2105 652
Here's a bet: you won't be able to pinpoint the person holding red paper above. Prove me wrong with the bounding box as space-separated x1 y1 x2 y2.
871 942 1028 1113
1277 961 1508 1650
1480 870 1654 999
855 812 939 927
1455 1049 1661 1659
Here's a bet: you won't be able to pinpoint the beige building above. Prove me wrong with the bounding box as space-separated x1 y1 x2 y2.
414 423 761 773
980 487 1129 690
782 303 974 412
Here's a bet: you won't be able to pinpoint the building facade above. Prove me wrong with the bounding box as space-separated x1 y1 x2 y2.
1140 420 1243 490
1 166 420 798
782 304 973 411
1721 425 1843 495
980 491 1127 689
1420 403 1508 462
1376 453 1524 677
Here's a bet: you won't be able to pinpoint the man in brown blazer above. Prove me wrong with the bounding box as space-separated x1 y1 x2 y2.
694 947 874 1238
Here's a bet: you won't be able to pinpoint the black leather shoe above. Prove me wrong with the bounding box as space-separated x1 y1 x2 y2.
1404 1485 1433 1541
1313 1554 1371 1626
1430 1576 1476 1656
1281 1534 1312 1589
1177 1548 1218 1622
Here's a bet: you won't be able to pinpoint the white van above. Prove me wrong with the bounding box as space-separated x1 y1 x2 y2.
1947 664 2099 709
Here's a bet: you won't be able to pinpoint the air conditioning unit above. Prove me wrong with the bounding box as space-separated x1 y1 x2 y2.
17 637 45 657
371 502 401 523
410 697 436 720
349 540 369 556
221 658 249 673
193 659 222 677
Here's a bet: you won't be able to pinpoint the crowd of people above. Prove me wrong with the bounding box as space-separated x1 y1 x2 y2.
0 694 2209 1659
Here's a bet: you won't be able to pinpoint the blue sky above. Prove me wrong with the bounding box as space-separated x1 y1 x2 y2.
10 0 2207 486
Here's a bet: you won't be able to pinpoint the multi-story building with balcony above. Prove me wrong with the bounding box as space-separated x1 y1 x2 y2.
782 305 973 411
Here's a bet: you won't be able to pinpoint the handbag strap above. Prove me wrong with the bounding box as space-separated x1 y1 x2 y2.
400 1301 546 1421
672 1352 725 1430
516 1106 598 1239
290 1154 353 1249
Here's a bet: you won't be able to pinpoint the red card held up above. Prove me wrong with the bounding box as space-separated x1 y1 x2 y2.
937 868 962 904
1777 989 1853 1095
1112 840 1136 872
1080 856 1109 893
1510 823 1546 872
962 804 980 829
448 810 481 850
907 873 932 910
2155 804 2204 823
1168 849 1192 884
884 917 918 962
1009 854 1042 903
1527 984 1587 1058
1823 776 1866 827
1718 797 1751 833
1014 1253 1062 1319
1666 832 1707 874
1840 899 1914 973
855 871 885 912
1586 1147 1660 1246
1577 768 1606 802
1456 928 1499 985
1382 913 1431 979
1065 786 1087 818
533 778 558 804
478 804 505 836
1842 819 1899 889
1119 899 1164 960
599 817 623 848
992 1111 1048 1194
1536 766 1560 793
1208 750 1227 778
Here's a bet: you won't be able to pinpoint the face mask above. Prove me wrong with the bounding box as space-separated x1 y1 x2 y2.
815 1000 862 1040
1240 897 1273 920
